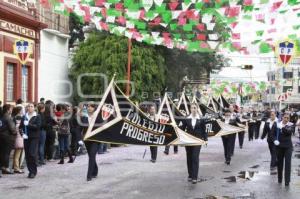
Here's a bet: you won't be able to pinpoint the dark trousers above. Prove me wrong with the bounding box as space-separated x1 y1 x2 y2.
185 146 201 180
248 123 256 141
222 136 231 162
38 130 46 163
238 131 245 148
0 137 13 168
24 138 39 175
268 141 277 168
255 121 261 139
277 147 293 183
85 141 99 178
45 130 55 160
150 146 157 161
230 133 236 156
70 129 80 155
164 145 178 154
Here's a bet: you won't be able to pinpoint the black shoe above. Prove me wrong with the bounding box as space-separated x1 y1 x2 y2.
187 177 192 182
285 182 289 186
163 151 169 155
174 151 178 154
28 173 35 179
2 169 13 174
92 175 97 178
192 179 197 184
58 159 64 164
67 158 74 163
239 146 243 149
278 179 282 184
87 177 92 181
150 159 156 163
226 161 230 165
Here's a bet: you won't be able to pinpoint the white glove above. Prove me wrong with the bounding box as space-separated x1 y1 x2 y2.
78 140 84 146
24 120 29 126
277 123 282 129
22 134 28 139
274 140 280 146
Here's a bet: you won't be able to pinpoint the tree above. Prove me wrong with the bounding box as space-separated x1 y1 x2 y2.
69 13 85 47
163 49 230 94
69 31 167 103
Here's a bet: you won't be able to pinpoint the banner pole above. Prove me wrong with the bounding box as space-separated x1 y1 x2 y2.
126 38 132 96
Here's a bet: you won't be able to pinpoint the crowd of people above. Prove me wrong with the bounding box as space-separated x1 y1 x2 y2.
0 98 108 180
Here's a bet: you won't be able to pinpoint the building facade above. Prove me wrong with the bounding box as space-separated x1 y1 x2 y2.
0 0 47 103
266 59 300 107
0 0 70 104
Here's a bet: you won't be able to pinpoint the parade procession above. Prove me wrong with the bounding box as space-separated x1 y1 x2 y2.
1 0 300 199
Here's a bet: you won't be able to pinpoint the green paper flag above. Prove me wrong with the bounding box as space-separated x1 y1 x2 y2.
183 24 193 31
256 30 264 37
259 42 272 53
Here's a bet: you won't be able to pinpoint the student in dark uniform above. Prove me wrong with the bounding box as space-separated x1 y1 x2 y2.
247 108 258 141
229 105 241 156
275 113 294 186
238 107 248 149
221 109 239 165
20 103 41 179
181 103 207 184
80 103 100 181
148 105 158 163
261 110 278 172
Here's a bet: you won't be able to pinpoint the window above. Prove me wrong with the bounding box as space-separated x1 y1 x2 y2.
271 87 275 94
283 72 293 79
6 63 15 102
283 86 293 93
21 66 29 102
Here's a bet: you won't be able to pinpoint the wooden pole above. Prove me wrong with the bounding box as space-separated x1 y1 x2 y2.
126 38 132 96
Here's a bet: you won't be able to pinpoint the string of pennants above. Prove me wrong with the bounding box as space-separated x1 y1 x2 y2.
84 77 244 146
42 0 300 53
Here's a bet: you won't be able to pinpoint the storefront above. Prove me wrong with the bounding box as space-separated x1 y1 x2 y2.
0 0 46 103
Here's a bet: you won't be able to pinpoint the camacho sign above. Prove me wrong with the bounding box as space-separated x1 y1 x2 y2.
0 19 36 39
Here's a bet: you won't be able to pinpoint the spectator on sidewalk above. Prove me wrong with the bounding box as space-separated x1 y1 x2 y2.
0 104 17 175
38 103 47 166
12 106 24 174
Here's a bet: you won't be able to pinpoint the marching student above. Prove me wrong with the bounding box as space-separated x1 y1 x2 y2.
247 108 258 141
181 103 208 184
275 113 294 186
148 104 158 163
228 105 241 156
261 110 278 172
221 109 238 165
80 103 101 181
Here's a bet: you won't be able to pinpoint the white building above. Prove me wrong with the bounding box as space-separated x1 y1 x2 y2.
266 57 300 107
38 29 71 104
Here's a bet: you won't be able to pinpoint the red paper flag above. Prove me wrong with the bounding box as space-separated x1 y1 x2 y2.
115 3 123 11
231 22 238 29
243 0 252 6
116 16 126 25
168 2 179 10
95 0 105 6
196 23 205 31
270 1 283 12
178 18 187 25
232 33 240 39
197 34 206 41
228 6 240 17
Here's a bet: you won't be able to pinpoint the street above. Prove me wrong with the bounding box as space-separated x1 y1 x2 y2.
0 136 300 199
